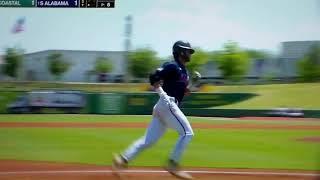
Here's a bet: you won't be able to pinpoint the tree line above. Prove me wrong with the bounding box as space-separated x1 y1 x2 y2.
1 41 319 82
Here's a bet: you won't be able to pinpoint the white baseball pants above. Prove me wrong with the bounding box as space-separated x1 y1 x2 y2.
122 94 194 163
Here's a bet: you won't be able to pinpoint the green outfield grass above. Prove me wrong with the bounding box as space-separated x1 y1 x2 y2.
1 114 320 125
213 83 320 109
0 114 151 123
0 115 319 170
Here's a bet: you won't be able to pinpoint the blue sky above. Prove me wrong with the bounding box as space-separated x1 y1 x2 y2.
1 0 319 57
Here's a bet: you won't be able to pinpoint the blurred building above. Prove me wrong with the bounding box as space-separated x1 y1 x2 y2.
0 55 3 80
277 41 320 78
19 50 126 82
281 41 320 60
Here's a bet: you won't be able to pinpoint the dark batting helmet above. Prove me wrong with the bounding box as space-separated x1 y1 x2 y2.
172 40 195 62
172 40 195 55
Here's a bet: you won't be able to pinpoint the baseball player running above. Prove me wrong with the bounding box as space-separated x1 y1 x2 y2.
113 41 199 180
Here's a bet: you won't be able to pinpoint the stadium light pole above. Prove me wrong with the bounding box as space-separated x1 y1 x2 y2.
124 15 132 83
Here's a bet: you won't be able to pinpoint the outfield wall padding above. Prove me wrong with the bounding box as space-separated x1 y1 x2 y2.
86 92 258 115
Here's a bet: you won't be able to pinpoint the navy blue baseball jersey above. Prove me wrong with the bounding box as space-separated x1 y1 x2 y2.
155 60 189 103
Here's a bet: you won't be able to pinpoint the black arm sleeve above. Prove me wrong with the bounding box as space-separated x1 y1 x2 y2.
149 63 179 85
149 72 161 85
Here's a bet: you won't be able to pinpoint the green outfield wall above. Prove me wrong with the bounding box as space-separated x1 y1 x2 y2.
2 91 320 118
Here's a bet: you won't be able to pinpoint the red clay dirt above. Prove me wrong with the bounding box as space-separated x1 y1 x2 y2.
240 117 320 121
0 160 319 180
296 136 320 143
1 120 320 179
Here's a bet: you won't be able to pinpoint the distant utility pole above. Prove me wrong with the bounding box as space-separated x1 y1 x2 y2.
124 15 132 82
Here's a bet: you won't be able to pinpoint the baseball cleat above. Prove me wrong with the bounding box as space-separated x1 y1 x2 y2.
165 159 193 180
111 154 128 179
112 154 128 169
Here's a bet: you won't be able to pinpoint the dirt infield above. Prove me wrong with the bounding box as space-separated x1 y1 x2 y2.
240 117 320 121
1 122 320 130
0 160 319 180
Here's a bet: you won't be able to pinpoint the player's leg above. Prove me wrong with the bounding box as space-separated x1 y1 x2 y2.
166 102 194 163
158 100 193 179
119 104 167 163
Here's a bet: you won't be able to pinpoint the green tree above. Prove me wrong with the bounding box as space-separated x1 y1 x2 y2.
297 44 320 82
47 53 71 80
215 41 250 81
128 48 159 78
94 57 113 73
2 48 23 78
186 48 209 73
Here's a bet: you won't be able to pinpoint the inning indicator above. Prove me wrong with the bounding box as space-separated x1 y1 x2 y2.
97 0 114 8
